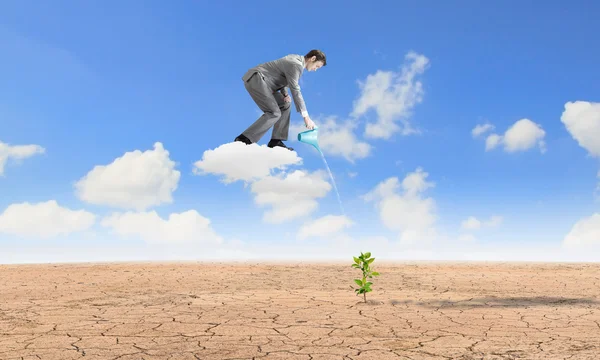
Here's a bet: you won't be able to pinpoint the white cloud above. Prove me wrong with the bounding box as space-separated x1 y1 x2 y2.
0 200 95 238
192 142 302 183
485 215 503 227
503 119 547 153
250 170 331 223
0 140 45 176
485 133 502 151
101 210 222 244
74 142 180 211
560 101 600 198
560 101 600 157
461 215 503 230
192 142 333 224
401 167 435 196
297 214 354 240
481 119 546 153
289 115 372 163
562 213 600 248
461 216 481 230
351 51 429 139
458 234 477 242
363 167 438 244
459 215 502 242
596 170 600 199
471 123 495 138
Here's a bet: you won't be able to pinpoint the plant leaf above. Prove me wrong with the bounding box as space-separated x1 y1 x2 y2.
353 256 360 264
368 258 375 264
354 279 362 286
372 272 380 276
364 252 371 258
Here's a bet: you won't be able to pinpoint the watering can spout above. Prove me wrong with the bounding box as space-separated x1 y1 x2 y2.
297 127 320 151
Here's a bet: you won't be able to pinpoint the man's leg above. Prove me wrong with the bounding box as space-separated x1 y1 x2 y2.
271 92 291 141
238 73 281 143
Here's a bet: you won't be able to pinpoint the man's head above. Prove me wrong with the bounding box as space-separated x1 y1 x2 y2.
304 49 327 72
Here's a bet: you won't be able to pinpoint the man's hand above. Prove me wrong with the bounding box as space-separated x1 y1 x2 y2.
283 94 291 103
304 116 316 130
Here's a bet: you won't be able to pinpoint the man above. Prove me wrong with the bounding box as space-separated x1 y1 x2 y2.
234 49 326 151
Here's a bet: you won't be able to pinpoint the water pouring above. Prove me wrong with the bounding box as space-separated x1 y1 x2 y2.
297 126 346 216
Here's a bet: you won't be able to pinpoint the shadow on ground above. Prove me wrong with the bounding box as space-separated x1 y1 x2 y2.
389 296 600 308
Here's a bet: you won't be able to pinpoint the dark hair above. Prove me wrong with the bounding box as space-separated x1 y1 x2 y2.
305 49 327 66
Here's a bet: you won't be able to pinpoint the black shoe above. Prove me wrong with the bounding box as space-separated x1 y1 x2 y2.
235 134 252 145
268 139 294 151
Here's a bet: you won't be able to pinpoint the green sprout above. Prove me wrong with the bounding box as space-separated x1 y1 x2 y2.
351 251 380 303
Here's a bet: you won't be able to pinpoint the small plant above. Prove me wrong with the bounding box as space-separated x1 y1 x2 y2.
351 251 380 303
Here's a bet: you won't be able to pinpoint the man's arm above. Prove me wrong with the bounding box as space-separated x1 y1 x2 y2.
283 61 309 118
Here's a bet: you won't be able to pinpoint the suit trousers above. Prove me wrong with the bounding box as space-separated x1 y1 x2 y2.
241 72 291 142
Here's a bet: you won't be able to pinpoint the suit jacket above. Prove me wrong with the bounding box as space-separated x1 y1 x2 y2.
242 54 308 117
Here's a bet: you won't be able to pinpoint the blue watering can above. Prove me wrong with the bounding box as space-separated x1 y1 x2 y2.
297 126 321 152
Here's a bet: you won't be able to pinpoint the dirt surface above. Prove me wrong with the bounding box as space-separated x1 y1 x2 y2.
1 261 599 359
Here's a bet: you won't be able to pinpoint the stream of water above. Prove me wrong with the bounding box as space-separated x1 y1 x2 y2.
317 148 345 216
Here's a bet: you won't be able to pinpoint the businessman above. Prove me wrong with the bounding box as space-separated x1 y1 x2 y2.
234 49 326 151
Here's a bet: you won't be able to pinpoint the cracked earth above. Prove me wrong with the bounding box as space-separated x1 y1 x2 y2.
1 261 599 359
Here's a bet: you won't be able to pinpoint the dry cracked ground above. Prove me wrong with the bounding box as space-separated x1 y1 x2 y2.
1 261 599 359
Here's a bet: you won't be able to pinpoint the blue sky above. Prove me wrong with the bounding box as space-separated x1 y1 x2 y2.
1 1 599 263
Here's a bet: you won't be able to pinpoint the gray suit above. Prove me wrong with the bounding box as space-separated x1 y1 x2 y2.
240 54 308 142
